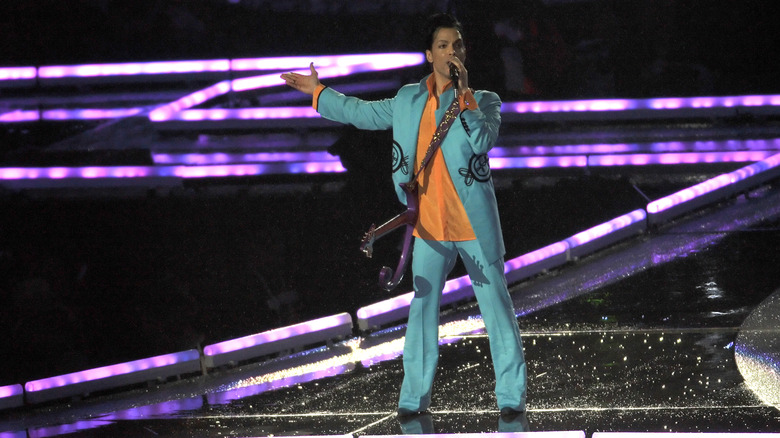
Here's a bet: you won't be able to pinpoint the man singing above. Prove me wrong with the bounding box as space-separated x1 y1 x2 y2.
281 13 527 417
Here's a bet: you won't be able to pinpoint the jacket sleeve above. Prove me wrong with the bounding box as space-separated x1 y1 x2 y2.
315 86 394 131
459 91 502 155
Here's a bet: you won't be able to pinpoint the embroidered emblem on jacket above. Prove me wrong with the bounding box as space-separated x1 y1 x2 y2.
459 153 491 186
392 141 409 175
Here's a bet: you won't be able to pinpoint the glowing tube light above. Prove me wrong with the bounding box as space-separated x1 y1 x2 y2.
150 54 425 124
0 162 345 190
0 110 39 123
167 106 321 122
589 151 776 167
647 152 780 225
490 155 587 169
505 99 635 114
0 384 23 411
646 173 736 225
203 313 354 368
728 152 780 194
24 349 201 404
565 209 647 259
152 151 338 165
41 108 144 121
0 431 26 438
503 94 780 115
231 52 424 72
504 241 570 285
356 292 415 332
0 66 36 81
39 60 231 80
149 80 232 121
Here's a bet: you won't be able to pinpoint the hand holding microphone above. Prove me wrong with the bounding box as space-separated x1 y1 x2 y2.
448 57 467 94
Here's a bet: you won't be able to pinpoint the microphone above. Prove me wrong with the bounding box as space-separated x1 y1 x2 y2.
449 63 459 84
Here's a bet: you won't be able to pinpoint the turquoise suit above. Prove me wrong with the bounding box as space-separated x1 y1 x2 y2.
316 75 527 412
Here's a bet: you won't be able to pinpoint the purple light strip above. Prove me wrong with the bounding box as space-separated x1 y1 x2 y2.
232 53 425 72
31 53 424 80
41 108 144 121
0 110 40 123
727 152 780 182
149 54 425 122
25 350 200 393
589 151 776 167
203 313 353 356
503 94 780 114
647 173 734 215
1 150 777 184
0 384 23 398
356 292 414 322
504 242 570 273
0 66 36 81
0 162 346 181
490 155 588 169
38 60 232 79
152 151 337 165
646 152 780 215
152 140 780 167
565 210 647 249
167 106 320 122
149 80 231 121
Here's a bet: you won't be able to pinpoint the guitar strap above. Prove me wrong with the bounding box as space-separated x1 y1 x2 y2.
407 92 462 192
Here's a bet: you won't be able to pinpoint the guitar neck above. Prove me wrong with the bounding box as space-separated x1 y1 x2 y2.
372 209 416 241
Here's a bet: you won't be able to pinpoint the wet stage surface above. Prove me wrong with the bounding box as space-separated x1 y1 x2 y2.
2 181 780 437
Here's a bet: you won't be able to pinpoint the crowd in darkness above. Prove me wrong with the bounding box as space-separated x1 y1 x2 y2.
1 0 778 386
1 0 778 98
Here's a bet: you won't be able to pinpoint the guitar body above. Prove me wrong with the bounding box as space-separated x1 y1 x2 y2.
360 182 418 291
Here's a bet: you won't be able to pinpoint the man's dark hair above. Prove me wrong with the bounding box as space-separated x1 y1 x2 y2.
424 13 463 51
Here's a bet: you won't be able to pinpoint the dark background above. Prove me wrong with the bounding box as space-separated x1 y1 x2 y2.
1 0 778 99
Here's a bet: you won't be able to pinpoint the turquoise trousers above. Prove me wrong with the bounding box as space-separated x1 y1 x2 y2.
398 238 527 412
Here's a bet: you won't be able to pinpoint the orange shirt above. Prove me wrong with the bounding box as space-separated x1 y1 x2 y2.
413 75 476 241
312 79 479 242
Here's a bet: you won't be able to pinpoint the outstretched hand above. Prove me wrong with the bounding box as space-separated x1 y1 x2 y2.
280 62 320 95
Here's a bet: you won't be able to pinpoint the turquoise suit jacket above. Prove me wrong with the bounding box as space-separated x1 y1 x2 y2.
316 75 506 265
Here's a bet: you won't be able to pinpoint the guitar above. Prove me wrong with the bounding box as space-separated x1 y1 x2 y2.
360 83 460 291
360 182 418 291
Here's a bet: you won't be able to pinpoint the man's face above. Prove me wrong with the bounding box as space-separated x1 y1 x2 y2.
425 27 466 80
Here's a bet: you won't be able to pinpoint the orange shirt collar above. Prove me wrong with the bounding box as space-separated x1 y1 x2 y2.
426 73 454 97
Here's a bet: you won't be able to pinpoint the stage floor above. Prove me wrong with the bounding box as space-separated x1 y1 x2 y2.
2 182 780 437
